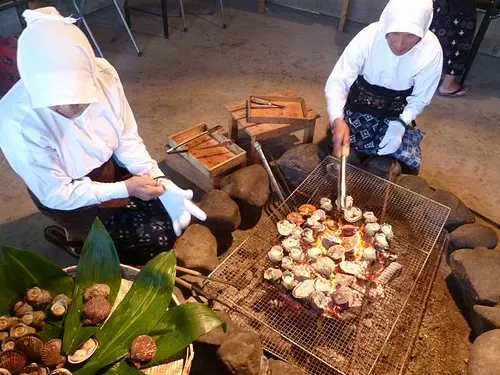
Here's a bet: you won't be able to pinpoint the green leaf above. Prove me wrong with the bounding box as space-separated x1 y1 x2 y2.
0 262 23 315
148 303 225 366
102 360 144 375
74 251 176 375
63 218 122 354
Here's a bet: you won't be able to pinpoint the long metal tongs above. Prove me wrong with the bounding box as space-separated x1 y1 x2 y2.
166 125 222 154
167 139 233 154
176 266 240 289
250 96 285 109
337 144 350 211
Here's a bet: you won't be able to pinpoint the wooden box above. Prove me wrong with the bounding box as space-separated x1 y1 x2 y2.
246 95 308 124
167 123 247 183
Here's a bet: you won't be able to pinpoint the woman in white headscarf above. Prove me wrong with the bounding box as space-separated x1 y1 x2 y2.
0 7 205 263
325 0 443 177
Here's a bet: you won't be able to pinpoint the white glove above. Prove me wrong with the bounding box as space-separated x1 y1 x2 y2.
157 179 207 236
377 120 406 156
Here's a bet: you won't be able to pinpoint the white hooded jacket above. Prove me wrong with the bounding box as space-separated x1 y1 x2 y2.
0 7 164 210
325 0 443 125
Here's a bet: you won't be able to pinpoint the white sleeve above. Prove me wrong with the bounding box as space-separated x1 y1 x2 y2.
325 26 372 123
0 123 129 211
400 42 443 124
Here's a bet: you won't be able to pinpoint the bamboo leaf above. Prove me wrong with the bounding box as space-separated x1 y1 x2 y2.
63 218 122 354
0 262 23 315
148 303 225 366
102 359 144 375
73 251 176 375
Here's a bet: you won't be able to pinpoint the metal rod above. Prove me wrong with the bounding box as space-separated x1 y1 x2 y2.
167 125 222 153
112 0 142 56
73 0 105 58
167 139 233 154
179 0 187 31
254 141 287 206
176 266 240 289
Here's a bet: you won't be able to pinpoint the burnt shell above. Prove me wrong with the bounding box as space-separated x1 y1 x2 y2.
40 339 65 368
0 350 28 374
15 334 45 362
83 297 112 325
129 335 157 363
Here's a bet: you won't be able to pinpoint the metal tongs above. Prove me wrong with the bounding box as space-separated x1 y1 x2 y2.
337 144 350 211
166 125 222 154
250 96 285 109
167 139 234 154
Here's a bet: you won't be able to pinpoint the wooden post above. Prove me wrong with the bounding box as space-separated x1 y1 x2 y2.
258 0 265 13
339 0 350 32
304 124 315 143
228 114 239 144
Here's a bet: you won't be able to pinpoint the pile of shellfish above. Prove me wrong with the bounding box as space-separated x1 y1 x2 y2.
265 197 402 321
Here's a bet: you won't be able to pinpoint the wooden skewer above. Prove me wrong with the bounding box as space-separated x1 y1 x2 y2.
176 266 240 289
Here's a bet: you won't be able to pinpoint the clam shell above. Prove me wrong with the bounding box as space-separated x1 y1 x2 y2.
321 234 342 250
310 292 330 310
19 363 49 375
298 204 316 216
289 248 304 262
286 212 304 226
327 245 345 262
313 257 336 278
363 211 378 223
344 207 362 223
277 220 295 236
281 256 294 270
292 280 315 299
320 198 333 212
380 224 394 240
332 286 353 305
281 271 296 290
129 335 157 365
306 247 322 261
339 261 362 276
267 246 284 263
264 268 283 281
0 350 28 374
310 221 325 233
342 232 360 253
291 265 311 281
83 297 112 325
365 223 381 237
40 339 65 368
375 233 389 249
15 334 45 362
83 284 111 302
363 247 377 262
281 236 301 252
311 209 326 222
67 338 98 364
314 277 333 294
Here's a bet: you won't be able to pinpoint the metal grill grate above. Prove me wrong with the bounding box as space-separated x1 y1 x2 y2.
207 156 450 375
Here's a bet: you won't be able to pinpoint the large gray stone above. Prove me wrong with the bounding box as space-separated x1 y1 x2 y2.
468 329 500 375
363 156 402 182
396 175 434 199
197 310 240 346
174 224 218 274
473 305 500 335
268 359 305 375
449 224 498 252
432 190 476 232
450 248 500 306
220 165 270 207
198 190 241 233
217 330 263 375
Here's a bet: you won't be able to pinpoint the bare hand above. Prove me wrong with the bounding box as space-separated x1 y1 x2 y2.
332 118 350 158
125 176 165 201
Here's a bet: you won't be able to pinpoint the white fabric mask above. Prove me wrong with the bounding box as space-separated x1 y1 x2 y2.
379 0 434 39
17 7 100 109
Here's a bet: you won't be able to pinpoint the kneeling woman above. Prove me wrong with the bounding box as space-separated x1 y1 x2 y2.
325 0 443 178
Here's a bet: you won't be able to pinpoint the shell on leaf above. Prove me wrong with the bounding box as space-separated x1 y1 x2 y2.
67 338 98 365
83 297 112 325
344 207 363 223
310 292 330 310
25 288 52 309
289 248 304 262
267 245 284 263
314 277 333 294
50 295 71 318
327 245 346 263
13 302 33 318
306 247 323 262
129 335 157 369
281 256 294 270
375 233 389 249
0 350 28 374
15 334 45 362
313 257 336 278
19 363 49 375
83 284 111 302
286 212 304 226
365 223 381 237
0 332 8 341
363 212 378 223
10 324 35 339
320 198 333 212
49 370 72 375
0 369 11 375
281 236 301 252
298 204 316 216
281 271 296 290
0 316 19 331
332 286 354 306
277 220 295 236
292 280 315 299
380 224 394 240
2 338 16 352
301 228 315 244
291 265 312 281
40 339 65 368
339 261 363 276
264 268 283 282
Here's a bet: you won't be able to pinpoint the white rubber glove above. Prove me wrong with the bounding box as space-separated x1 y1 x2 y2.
157 179 207 236
377 120 406 156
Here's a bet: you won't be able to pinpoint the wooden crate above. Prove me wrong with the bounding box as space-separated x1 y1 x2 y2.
167 123 247 185
246 95 308 124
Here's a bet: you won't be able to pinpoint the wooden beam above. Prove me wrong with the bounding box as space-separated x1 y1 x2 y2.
339 0 350 32
258 0 265 13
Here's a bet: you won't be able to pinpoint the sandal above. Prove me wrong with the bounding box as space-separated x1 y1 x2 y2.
44 225 83 258
438 85 469 97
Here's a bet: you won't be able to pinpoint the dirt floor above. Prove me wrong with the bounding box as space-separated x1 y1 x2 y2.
1 1 499 374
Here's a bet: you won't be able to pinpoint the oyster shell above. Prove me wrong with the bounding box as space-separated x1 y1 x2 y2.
2 338 16 352
67 338 98 364
298 204 316 216
335 273 355 287
13 302 33 318
281 236 301 252
267 245 284 263
281 256 294 270
332 286 353 306
375 233 389 249
292 280 315 299
320 197 333 211
291 225 303 237
363 211 378 223
314 277 333 294
291 265 311 281
25 288 52 309
301 228 315 244
49 369 72 375
83 284 111 302
380 224 394 240
286 212 304 226
310 291 330 310
313 257 336 278
339 261 362 276
15 334 44 362
289 248 304 262
277 220 295 236
281 271 296 290
321 234 342 250
0 316 19 331
327 245 345 262
306 247 322 261
40 339 65 368
311 209 326 222
83 297 112 325
129 335 157 369
50 295 71 318
10 324 35 339
19 363 49 375
363 247 377 262
344 207 363 223
365 223 381 237
335 195 353 210
0 350 27 374
264 268 283 282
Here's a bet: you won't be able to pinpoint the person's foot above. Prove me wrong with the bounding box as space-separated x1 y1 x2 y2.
438 74 469 97
44 225 83 258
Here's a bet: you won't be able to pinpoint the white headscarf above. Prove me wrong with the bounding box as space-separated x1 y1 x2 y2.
379 0 434 40
17 7 100 109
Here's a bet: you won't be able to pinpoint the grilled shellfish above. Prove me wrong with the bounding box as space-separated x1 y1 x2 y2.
277 220 295 236
363 211 378 223
310 291 330 310
281 256 294 270
281 271 296 290
267 245 284 263
289 248 304 262
292 280 315 299
339 261 362 276
313 257 336 278
365 223 381 237
286 212 304 226
375 233 389 249
306 247 322 262
327 245 345 262
314 277 333 294
320 197 333 211
301 228 315 244
282 236 301 252
298 204 316 216
291 265 312 281
380 224 394 240
344 207 362 223
332 286 353 306
264 268 283 282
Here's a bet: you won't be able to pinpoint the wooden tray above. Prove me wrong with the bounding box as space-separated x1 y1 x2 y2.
167 123 246 179
246 95 308 124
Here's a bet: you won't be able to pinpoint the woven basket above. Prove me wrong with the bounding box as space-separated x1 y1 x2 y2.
63 264 194 375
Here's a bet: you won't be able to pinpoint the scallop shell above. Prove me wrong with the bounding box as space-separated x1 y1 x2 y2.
83 284 111 302
40 339 65 368
363 212 378 223
321 234 342 250
332 286 353 305
327 245 346 262
15 334 45 362
291 225 303 237
281 256 294 270
67 338 98 364
2 338 16 351
339 261 363 276
320 198 333 211
344 207 363 223
291 265 311 281
281 271 296 290
264 268 283 281
306 247 323 261
0 350 28 374
83 297 112 325
380 224 394 240
365 223 381 237
314 277 333 294
334 273 355 287
313 257 336 278
13 302 33 317
375 233 389 249
311 209 326 222
335 195 353 210
267 246 284 263
10 324 35 339
49 369 72 375
25 288 52 309
363 247 377 262
19 363 49 375
129 335 157 368
286 212 304 226
277 220 295 236
298 204 316 216
310 292 330 310
281 236 301 252
292 280 315 299
289 248 304 262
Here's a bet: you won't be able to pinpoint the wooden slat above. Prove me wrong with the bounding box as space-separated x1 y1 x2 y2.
339 0 350 32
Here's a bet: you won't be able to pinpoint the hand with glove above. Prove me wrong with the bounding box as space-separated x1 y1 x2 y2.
155 178 207 236
377 119 406 156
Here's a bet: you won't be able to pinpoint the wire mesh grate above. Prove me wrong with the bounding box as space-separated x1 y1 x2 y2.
207 156 450 375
